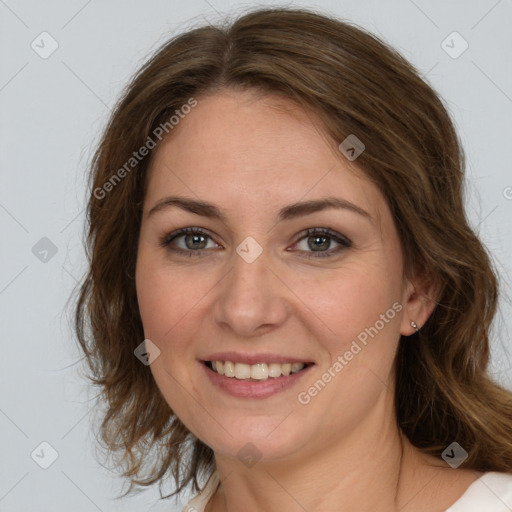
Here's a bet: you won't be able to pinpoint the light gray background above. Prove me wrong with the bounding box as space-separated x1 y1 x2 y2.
1 1 511 511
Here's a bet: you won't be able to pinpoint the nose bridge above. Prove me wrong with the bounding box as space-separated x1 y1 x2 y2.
232 237 269 295
213 236 289 335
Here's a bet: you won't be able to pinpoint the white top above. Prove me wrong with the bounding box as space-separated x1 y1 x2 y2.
181 471 512 512
446 472 512 511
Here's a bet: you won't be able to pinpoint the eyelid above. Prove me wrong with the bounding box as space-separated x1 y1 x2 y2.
292 227 351 247
289 227 352 259
160 226 219 250
160 226 352 258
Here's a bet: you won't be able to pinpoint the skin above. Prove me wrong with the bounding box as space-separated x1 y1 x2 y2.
135 90 481 512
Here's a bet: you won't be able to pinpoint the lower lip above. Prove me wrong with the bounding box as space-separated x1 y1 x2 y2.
201 362 313 399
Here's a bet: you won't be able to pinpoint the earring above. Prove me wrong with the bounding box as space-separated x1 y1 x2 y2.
411 321 419 332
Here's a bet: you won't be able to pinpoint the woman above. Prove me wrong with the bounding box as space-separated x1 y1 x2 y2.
75 7 512 511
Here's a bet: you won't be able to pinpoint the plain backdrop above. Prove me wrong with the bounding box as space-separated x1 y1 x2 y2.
1 1 511 511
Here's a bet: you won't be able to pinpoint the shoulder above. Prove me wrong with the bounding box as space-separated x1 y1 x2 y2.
446 471 512 511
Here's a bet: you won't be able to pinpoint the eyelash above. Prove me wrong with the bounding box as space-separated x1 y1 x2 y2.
160 227 352 259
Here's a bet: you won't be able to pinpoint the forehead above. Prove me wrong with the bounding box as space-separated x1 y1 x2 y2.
145 90 384 226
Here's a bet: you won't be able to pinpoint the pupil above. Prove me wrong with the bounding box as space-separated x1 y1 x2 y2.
186 234 206 250
309 236 329 251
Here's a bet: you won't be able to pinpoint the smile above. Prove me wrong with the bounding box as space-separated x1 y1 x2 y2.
206 360 310 380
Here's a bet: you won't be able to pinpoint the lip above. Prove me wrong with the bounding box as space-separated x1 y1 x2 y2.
201 351 314 365
200 360 314 399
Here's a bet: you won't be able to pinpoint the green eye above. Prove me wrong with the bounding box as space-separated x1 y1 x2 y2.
161 227 352 259
291 227 352 259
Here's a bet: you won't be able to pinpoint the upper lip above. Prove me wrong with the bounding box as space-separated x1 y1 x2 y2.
201 352 314 365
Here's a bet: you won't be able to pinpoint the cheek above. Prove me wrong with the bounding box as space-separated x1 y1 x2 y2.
135 266 171 340
135 261 193 398
296 264 402 398
291 262 403 409
135 256 206 342
135 260 204 425
294 262 402 349
135 256 217 397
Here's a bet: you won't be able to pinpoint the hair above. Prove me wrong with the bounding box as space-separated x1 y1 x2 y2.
75 6 512 500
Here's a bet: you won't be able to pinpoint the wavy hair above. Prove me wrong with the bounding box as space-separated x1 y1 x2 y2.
74 6 512 498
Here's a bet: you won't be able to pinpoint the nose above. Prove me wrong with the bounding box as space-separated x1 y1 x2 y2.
213 246 291 338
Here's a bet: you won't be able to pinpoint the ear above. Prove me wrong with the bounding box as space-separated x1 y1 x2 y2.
399 269 440 336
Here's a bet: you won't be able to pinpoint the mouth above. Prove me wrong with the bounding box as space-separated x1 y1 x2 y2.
203 360 314 381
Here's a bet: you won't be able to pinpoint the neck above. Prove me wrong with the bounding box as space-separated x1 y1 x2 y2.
208 394 431 512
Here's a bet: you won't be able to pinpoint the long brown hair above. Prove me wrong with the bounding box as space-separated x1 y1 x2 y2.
75 6 512 498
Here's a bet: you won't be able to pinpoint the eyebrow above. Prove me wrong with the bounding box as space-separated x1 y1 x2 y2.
147 196 372 224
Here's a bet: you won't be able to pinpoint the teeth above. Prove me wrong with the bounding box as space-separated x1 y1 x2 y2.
234 363 251 379
224 361 235 377
291 362 303 373
214 361 224 375
251 363 268 380
209 361 306 380
268 363 282 377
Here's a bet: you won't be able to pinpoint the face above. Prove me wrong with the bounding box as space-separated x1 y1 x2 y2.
135 90 418 464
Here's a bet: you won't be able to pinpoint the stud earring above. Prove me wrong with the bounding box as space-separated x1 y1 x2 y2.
411 321 419 332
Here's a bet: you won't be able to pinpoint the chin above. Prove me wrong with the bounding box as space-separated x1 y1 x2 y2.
191 412 316 463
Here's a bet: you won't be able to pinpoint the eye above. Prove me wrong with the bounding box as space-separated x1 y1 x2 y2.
290 227 352 259
160 226 352 259
160 227 219 257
